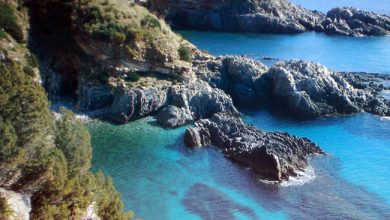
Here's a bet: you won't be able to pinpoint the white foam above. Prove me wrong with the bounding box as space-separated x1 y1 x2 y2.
280 166 316 187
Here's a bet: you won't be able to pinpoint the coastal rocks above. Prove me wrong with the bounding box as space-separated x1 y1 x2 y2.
108 86 168 124
266 60 360 118
321 7 390 37
266 60 390 118
150 0 322 34
184 113 324 181
156 81 239 127
149 0 390 36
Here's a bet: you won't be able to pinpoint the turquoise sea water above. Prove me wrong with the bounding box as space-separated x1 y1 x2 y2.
90 3 390 219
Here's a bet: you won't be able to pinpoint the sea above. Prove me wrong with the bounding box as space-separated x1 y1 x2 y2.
89 1 390 219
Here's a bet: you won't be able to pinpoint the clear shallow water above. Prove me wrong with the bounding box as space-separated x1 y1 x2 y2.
291 0 390 15
180 31 390 74
90 114 390 219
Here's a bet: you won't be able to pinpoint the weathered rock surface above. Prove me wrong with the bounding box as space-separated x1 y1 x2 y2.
108 86 168 124
265 60 390 118
149 0 390 36
156 80 239 127
184 113 324 181
321 7 390 37
193 55 268 105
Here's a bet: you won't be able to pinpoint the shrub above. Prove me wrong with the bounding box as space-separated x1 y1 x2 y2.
25 53 39 68
178 45 192 62
125 73 140 82
0 29 8 40
0 196 13 219
0 2 23 42
93 23 126 42
23 65 35 76
140 15 161 29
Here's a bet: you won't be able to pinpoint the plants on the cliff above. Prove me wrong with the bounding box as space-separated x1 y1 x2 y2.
140 14 161 30
0 29 8 40
0 2 23 43
125 72 141 82
93 22 127 42
178 45 192 62
23 65 35 76
0 196 13 218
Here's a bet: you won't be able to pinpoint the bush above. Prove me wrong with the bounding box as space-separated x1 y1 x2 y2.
0 2 23 42
0 196 13 219
23 65 35 76
125 73 141 82
93 23 126 42
0 29 8 40
178 45 192 62
140 15 161 29
25 53 39 68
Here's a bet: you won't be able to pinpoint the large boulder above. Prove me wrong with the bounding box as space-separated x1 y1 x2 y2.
184 113 324 182
156 80 239 127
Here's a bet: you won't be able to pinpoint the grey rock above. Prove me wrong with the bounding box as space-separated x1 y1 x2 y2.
265 60 390 118
322 7 390 37
184 113 324 181
157 80 240 127
108 86 168 124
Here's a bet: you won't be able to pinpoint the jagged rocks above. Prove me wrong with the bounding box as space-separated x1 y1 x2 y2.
266 60 390 118
321 7 390 37
184 113 324 181
156 80 239 127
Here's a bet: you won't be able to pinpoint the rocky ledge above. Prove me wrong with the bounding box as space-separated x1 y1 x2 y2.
149 0 390 36
184 113 324 182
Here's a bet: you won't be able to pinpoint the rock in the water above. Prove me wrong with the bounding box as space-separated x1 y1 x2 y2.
108 86 168 124
321 7 390 37
184 113 324 181
156 80 239 127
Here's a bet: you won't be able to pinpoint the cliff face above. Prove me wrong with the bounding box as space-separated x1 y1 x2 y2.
150 0 322 33
149 0 390 36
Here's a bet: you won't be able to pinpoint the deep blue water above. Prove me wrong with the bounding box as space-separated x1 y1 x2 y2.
291 0 390 15
90 2 390 219
181 31 390 74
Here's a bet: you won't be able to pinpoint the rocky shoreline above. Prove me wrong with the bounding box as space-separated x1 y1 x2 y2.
148 0 390 37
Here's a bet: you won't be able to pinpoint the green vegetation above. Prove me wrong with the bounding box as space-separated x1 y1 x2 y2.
23 65 35 76
25 53 39 68
0 59 131 219
140 15 161 29
125 72 141 82
0 2 23 42
0 29 9 40
0 196 13 219
178 45 192 62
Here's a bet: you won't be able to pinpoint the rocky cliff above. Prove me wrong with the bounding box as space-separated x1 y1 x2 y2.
149 0 390 36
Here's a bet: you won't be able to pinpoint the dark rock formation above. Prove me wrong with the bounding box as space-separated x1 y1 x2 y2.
149 0 390 36
265 60 390 118
184 113 324 181
321 7 390 37
150 0 322 34
156 80 239 127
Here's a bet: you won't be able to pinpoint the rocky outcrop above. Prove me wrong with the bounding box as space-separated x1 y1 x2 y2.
156 80 239 127
149 0 390 36
321 7 390 37
0 188 31 220
108 86 168 124
150 0 322 34
265 60 390 118
193 55 269 105
184 113 324 182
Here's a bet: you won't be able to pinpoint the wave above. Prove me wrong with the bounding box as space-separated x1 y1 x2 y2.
280 166 316 187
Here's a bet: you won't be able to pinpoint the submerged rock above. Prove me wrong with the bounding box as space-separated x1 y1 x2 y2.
184 113 324 181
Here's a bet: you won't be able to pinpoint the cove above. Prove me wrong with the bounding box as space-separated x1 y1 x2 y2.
90 25 390 220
